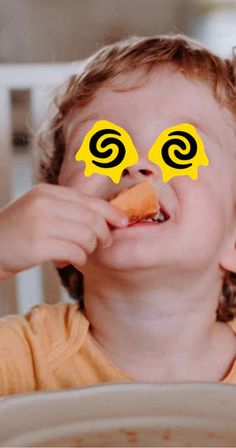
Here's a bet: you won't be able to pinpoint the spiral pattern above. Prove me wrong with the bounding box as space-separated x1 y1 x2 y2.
161 130 197 169
89 129 126 169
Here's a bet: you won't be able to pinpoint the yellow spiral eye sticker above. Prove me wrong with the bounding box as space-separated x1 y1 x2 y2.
74 120 139 184
148 123 209 182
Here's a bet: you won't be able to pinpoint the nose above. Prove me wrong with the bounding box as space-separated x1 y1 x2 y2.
121 160 162 181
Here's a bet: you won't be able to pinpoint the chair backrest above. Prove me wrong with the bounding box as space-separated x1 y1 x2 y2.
0 63 83 316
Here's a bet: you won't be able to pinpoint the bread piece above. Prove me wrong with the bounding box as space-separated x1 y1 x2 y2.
110 180 159 223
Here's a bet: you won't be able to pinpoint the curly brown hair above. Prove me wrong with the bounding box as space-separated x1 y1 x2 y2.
36 34 236 322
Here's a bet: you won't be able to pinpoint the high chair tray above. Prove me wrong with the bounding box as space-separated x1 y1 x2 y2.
0 382 235 447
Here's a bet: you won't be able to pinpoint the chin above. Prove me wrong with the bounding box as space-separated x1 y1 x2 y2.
89 242 173 271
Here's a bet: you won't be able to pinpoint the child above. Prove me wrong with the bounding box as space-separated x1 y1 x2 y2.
0 34 236 396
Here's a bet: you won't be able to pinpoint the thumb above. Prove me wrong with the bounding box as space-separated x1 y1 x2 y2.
53 260 70 269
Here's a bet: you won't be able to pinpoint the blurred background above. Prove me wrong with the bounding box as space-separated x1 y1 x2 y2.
0 0 236 315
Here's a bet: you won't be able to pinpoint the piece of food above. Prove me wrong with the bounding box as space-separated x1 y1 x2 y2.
109 180 159 223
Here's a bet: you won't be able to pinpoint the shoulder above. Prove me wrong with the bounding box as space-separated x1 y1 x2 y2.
0 303 90 395
24 302 81 329
0 302 88 350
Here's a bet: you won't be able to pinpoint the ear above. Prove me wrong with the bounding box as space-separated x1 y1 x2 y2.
219 228 236 274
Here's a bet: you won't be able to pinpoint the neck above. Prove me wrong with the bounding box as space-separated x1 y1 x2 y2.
82 264 234 381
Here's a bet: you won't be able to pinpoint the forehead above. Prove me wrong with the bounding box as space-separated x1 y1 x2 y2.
64 65 235 153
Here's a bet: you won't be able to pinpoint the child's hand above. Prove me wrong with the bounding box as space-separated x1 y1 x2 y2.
0 183 128 279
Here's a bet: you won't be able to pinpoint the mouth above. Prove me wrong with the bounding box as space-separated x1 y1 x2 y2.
128 206 170 227
107 181 172 229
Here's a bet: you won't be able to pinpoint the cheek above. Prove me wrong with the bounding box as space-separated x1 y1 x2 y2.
59 161 113 199
59 156 85 186
176 177 227 257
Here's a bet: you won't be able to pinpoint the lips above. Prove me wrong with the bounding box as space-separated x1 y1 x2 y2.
128 207 170 226
128 199 170 225
157 202 171 221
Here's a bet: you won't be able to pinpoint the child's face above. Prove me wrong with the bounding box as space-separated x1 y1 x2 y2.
59 66 236 275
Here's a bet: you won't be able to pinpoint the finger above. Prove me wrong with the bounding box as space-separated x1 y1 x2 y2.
53 260 70 269
41 238 88 267
47 202 112 246
47 199 97 224
35 184 101 210
86 197 128 227
36 184 128 227
48 220 100 254
34 183 84 203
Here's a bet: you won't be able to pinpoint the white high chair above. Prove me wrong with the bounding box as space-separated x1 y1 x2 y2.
0 63 83 316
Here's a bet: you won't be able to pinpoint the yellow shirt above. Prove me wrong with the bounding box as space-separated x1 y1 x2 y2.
0 303 235 396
